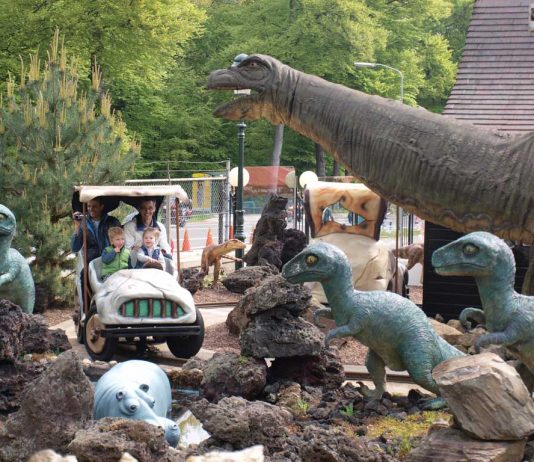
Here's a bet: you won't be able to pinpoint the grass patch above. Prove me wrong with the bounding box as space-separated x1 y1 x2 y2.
366 411 450 459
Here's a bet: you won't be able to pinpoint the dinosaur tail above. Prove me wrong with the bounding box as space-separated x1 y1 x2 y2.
436 335 464 362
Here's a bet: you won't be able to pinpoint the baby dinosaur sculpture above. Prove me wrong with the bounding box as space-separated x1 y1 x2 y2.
0 204 35 313
432 231 534 390
282 242 463 404
200 239 246 285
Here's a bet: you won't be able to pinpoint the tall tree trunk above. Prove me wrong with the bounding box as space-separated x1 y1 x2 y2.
332 160 340 177
271 124 284 167
315 143 326 177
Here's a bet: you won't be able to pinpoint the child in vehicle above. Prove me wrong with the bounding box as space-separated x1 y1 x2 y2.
101 227 130 280
135 227 166 270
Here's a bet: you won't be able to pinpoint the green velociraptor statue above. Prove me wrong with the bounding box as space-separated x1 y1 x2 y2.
0 204 35 313
432 231 534 391
282 242 464 406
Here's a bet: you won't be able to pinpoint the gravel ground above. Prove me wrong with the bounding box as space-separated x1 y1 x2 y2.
43 285 423 366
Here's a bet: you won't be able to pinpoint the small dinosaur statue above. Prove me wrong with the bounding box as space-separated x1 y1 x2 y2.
432 231 534 390
393 243 424 271
200 239 246 285
282 242 463 403
0 204 35 313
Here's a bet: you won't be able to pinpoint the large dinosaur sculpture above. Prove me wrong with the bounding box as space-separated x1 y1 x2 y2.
432 231 534 390
207 55 534 291
0 204 35 313
282 242 464 405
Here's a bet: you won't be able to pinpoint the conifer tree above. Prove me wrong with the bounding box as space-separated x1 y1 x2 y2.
0 30 139 308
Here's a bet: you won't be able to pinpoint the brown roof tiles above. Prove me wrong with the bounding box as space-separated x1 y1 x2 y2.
443 0 534 133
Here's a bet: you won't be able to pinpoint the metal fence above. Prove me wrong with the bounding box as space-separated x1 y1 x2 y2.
125 174 231 250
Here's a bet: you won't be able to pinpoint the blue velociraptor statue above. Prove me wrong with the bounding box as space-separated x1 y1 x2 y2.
0 204 35 314
432 231 534 390
282 242 463 405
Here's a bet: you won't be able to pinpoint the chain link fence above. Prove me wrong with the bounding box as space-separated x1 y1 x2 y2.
125 173 231 250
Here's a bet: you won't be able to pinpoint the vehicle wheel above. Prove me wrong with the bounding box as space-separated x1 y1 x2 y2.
166 308 205 359
84 308 117 361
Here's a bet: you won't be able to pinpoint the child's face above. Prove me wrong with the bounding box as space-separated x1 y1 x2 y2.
144 233 156 248
112 235 125 249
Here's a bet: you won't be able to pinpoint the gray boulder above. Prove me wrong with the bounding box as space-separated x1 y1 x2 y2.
433 353 534 440
0 351 93 461
201 351 267 402
226 275 311 335
240 308 323 359
222 266 278 294
68 418 180 462
190 396 293 453
268 348 345 389
0 362 45 413
22 314 71 354
408 424 526 462
0 299 27 362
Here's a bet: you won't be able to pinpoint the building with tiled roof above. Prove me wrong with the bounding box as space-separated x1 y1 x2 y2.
424 0 534 318
443 0 534 133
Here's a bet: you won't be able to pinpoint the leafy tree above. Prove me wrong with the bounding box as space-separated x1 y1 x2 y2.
0 31 139 305
0 0 206 171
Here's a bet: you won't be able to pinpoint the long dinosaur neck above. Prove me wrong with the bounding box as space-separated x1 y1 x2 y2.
475 267 516 323
0 232 12 260
320 267 354 309
270 67 534 242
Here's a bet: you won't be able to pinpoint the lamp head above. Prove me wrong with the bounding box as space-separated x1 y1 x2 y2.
229 167 250 188
354 62 376 69
299 171 318 188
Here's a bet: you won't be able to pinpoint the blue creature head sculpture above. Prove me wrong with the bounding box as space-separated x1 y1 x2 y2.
432 231 515 285
0 205 16 244
282 242 352 284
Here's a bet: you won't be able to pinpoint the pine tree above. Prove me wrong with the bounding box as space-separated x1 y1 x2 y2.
0 30 139 308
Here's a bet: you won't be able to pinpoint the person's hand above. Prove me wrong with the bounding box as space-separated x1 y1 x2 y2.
131 245 140 252
114 246 122 252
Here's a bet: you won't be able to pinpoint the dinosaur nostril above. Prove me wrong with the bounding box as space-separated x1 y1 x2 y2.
129 404 137 412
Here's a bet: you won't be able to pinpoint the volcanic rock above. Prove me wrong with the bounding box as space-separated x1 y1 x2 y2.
0 351 93 461
68 418 179 462
240 308 323 358
268 348 345 389
222 265 279 294
0 299 27 363
226 275 311 335
190 396 292 453
201 351 267 402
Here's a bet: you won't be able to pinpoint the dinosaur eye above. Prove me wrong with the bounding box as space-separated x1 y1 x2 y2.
306 254 318 266
247 61 259 68
462 243 479 256
0 213 5 221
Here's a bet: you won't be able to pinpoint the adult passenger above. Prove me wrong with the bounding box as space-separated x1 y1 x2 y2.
71 197 121 263
123 198 171 254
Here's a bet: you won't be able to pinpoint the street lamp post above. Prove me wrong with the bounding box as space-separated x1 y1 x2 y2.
354 62 404 103
299 171 319 242
231 53 251 269
354 61 409 293
228 166 250 269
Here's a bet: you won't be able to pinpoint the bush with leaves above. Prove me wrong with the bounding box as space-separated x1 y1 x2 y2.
0 30 139 308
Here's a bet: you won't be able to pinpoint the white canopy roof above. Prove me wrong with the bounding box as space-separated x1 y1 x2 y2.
74 185 189 203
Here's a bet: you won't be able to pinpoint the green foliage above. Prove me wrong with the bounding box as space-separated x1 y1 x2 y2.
0 31 138 301
296 398 309 413
340 402 354 417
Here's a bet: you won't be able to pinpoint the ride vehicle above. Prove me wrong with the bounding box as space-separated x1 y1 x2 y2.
303 181 408 302
72 185 204 361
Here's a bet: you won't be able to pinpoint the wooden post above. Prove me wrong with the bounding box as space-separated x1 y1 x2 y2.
175 198 181 278
82 202 89 316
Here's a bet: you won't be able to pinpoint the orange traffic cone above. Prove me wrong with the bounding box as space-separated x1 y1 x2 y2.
248 225 256 244
182 228 191 252
205 228 214 246
229 225 234 239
